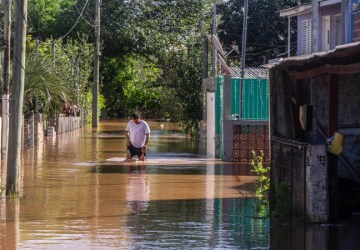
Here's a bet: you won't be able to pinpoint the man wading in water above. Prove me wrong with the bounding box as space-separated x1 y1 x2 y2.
125 112 151 161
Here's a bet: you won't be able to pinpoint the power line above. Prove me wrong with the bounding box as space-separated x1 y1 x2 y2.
59 0 90 40
74 3 94 27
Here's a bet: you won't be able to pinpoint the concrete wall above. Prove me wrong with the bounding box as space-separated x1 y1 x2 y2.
23 113 44 151
304 73 360 180
270 138 329 223
223 119 269 162
306 144 329 222
57 116 82 135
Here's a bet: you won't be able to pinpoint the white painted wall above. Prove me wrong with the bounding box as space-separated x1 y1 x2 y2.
207 92 215 158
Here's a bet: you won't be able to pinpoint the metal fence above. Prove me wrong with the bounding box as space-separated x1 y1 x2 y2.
23 113 43 151
215 76 269 160
230 78 269 120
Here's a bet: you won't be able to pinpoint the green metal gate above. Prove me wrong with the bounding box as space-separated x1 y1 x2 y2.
231 78 269 120
216 76 269 160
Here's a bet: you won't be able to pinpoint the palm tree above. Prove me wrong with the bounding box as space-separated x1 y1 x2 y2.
24 54 69 118
0 53 69 117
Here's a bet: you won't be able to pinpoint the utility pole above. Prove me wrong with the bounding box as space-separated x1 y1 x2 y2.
311 0 319 53
7 0 28 194
211 0 217 77
203 36 209 79
2 0 11 162
240 0 249 119
240 0 249 79
92 0 101 127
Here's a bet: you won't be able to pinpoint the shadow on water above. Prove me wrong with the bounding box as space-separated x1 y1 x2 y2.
89 163 255 176
1 119 360 249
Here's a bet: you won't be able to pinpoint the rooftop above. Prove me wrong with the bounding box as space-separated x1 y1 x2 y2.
226 66 269 79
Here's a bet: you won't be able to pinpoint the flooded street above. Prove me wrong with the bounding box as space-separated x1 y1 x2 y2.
1 120 360 249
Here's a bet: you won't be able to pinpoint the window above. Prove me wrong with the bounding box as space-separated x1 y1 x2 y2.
322 15 330 51
335 15 341 46
302 20 312 55
352 0 360 42
353 12 360 42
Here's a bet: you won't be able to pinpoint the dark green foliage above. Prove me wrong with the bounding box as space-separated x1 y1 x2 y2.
168 45 204 136
22 0 304 135
98 0 212 130
22 35 96 119
217 0 303 66
28 0 78 39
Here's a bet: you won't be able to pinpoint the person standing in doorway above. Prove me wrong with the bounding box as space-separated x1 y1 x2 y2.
125 112 151 161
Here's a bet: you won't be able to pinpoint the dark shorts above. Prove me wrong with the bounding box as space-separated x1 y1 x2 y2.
127 144 146 158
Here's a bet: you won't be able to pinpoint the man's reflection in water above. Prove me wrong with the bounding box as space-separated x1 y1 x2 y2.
126 165 150 213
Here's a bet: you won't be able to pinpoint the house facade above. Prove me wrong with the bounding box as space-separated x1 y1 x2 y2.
280 0 360 55
267 1 360 223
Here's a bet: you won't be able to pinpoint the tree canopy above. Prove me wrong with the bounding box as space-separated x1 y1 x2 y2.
217 0 306 66
0 0 304 135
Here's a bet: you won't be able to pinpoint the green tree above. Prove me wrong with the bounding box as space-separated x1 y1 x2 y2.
217 0 306 66
158 44 204 135
26 0 213 135
99 0 212 127
24 55 69 117
28 0 76 38
100 0 212 57
102 54 177 119
26 35 97 118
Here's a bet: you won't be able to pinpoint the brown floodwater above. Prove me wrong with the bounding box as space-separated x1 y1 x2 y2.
0 120 359 249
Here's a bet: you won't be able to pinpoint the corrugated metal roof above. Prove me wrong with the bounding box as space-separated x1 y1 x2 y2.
273 42 360 69
227 66 269 79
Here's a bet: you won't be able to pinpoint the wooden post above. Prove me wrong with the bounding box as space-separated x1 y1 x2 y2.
281 72 295 138
294 79 304 138
328 74 339 223
7 0 28 194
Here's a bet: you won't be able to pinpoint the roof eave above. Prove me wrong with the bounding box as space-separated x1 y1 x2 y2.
279 4 312 18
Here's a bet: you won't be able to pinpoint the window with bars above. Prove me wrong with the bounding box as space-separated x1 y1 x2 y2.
353 12 360 42
302 20 312 55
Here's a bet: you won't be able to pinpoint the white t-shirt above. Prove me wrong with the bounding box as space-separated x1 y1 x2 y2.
126 120 150 148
